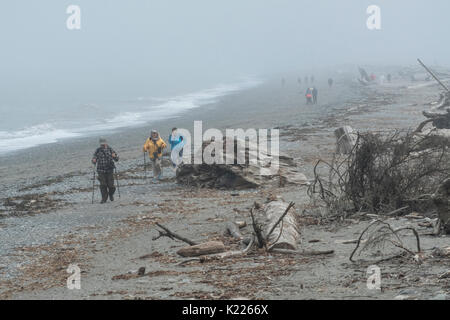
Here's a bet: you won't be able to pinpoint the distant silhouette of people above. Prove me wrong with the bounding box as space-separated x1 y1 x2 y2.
310 75 315 83
305 87 314 105
281 78 286 87
312 87 318 104
328 78 333 88
298 77 302 85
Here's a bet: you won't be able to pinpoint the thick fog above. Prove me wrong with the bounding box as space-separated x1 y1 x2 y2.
1 0 450 104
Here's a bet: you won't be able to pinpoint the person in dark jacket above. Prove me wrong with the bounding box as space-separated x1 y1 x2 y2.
92 138 119 203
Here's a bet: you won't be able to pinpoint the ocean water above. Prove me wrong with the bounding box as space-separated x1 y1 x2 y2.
0 77 262 155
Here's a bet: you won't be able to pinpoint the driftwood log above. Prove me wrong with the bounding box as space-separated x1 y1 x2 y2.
254 199 300 250
433 178 450 234
334 126 357 154
224 221 243 240
176 241 226 257
176 137 308 189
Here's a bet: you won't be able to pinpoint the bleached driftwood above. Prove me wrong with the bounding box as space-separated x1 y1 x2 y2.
224 221 243 240
176 241 226 257
432 178 450 234
334 126 357 154
255 199 301 251
176 137 308 189
177 236 255 265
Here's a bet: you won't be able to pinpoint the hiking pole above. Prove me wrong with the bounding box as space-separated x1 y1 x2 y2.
143 152 147 180
114 167 121 198
91 165 96 204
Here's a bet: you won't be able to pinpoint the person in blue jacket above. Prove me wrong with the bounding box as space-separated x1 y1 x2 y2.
168 127 184 168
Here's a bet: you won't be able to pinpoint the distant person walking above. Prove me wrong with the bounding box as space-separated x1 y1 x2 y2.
305 87 314 105
328 78 333 88
310 75 315 83
143 130 167 181
92 138 119 203
168 127 184 168
297 77 302 85
312 87 318 104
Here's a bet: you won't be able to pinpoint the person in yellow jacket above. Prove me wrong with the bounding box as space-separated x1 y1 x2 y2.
143 130 167 181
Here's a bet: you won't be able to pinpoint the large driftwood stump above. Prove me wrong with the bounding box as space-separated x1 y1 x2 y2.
176 241 226 257
433 178 450 234
255 199 300 250
334 126 357 154
176 137 308 189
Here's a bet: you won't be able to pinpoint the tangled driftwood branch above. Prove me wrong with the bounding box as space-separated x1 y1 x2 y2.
309 130 450 217
349 219 421 262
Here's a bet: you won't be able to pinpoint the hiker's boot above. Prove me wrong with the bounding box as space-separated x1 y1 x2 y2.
109 186 116 202
100 186 108 203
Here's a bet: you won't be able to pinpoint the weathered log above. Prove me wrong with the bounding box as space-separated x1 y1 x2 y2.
423 108 450 129
224 221 243 240
432 178 450 234
176 241 226 257
334 126 357 154
255 199 301 250
177 236 255 265
176 137 307 189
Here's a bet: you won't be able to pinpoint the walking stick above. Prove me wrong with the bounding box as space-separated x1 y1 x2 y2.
143 152 147 180
114 167 121 198
91 165 96 204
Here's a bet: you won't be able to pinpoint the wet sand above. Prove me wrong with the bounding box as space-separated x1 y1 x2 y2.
0 67 449 300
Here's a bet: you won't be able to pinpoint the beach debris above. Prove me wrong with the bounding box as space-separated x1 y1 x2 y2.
137 267 146 276
1 193 67 217
224 221 243 240
334 126 357 154
152 223 198 246
176 137 308 189
309 130 450 216
177 241 226 257
415 59 450 131
432 178 450 234
349 220 421 263
178 235 255 265
234 220 247 228
250 199 300 251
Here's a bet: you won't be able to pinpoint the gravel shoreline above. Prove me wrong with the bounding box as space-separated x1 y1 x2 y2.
1 67 449 300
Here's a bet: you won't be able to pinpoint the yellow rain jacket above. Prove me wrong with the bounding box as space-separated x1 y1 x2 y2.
143 137 167 159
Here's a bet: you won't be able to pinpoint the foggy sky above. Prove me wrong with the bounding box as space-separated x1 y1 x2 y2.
1 0 450 104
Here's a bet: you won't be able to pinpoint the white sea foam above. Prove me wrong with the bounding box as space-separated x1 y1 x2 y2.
0 77 263 155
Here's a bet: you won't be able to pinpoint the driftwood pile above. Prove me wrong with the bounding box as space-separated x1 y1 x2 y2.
176 137 309 189
152 198 333 265
310 128 450 233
